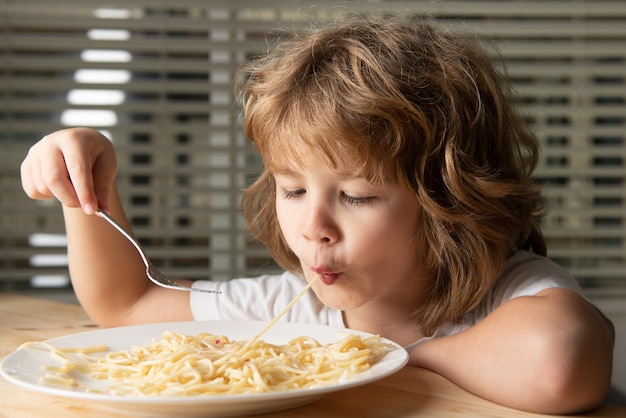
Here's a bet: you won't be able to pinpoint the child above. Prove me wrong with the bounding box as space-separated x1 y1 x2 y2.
20 17 614 414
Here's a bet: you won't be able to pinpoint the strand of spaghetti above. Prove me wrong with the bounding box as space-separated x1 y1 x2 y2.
235 275 319 357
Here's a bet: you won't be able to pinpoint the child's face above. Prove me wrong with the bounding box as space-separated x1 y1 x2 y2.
273 149 428 313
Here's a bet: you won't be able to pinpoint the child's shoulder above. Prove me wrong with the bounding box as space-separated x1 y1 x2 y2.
494 250 583 302
436 251 585 339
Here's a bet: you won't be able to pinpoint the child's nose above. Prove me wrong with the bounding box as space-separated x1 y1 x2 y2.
302 203 339 244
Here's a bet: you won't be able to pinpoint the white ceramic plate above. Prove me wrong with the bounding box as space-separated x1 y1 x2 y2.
1 320 408 417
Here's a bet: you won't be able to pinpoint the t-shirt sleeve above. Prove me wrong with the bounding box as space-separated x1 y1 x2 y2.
491 250 584 308
407 251 587 351
189 272 343 326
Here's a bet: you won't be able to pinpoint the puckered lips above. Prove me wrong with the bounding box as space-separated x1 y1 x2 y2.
311 266 340 285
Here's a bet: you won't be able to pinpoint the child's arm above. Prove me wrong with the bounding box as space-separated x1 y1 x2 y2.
21 128 194 326
411 288 614 414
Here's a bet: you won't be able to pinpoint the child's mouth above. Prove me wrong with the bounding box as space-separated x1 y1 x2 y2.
318 272 339 285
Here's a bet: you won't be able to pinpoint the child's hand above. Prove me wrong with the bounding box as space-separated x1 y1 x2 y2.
20 128 117 215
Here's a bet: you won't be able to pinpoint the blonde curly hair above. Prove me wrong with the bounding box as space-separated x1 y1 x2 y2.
236 17 545 335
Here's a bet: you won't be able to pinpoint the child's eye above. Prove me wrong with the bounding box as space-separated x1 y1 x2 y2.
341 192 377 206
281 188 305 199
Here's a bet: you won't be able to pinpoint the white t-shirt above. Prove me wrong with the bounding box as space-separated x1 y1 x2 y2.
190 250 583 350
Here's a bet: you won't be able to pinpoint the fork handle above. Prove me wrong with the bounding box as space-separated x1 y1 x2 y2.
95 208 150 266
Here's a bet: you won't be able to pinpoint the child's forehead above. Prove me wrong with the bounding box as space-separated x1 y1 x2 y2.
258 126 393 185
265 143 394 189
267 145 359 176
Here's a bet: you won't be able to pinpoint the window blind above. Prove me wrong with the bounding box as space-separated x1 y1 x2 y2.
1 0 625 306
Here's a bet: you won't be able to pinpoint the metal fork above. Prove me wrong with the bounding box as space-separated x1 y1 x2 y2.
96 208 220 294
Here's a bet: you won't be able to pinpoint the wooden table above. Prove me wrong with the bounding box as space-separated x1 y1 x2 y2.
1 293 624 418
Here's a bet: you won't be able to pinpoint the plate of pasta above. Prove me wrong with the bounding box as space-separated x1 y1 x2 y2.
1 320 408 417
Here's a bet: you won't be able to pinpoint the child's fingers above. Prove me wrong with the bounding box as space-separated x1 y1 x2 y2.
20 158 43 200
20 150 64 203
21 128 116 215
61 147 99 215
92 162 115 213
38 149 84 209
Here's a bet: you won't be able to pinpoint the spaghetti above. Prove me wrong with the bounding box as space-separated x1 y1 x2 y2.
23 331 393 396
21 275 397 396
